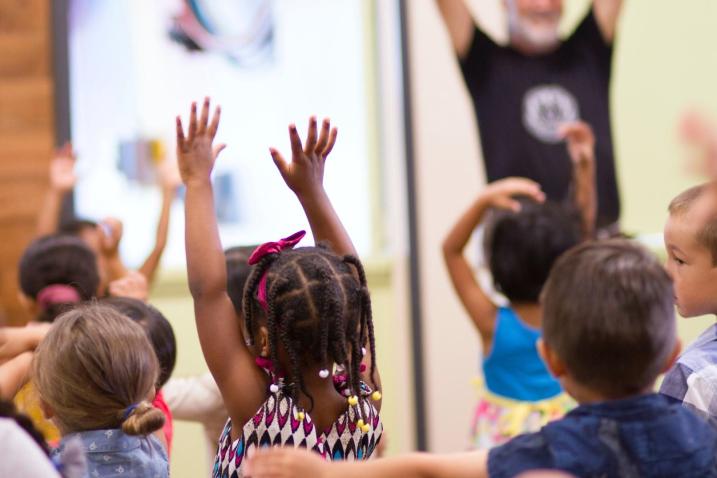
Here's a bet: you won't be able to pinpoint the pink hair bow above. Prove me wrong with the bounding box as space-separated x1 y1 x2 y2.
249 230 306 311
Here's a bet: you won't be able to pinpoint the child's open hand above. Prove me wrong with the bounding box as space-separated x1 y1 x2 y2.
559 121 596 169
245 447 330 478
49 142 77 193
481 177 545 212
176 97 226 185
108 271 149 302
269 117 338 198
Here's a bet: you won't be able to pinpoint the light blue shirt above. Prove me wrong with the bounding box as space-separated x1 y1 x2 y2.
55 429 168 478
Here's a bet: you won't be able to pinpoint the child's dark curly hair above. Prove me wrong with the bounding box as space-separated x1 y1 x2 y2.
242 245 377 411
484 199 582 303
18 235 99 322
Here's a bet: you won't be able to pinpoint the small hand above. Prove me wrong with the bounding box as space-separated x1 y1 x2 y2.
481 177 545 212
108 271 149 302
49 142 77 193
559 121 596 169
176 97 226 185
157 158 182 195
679 110 717 178
269 116 338 198
245 447 330 478
99 217 124 257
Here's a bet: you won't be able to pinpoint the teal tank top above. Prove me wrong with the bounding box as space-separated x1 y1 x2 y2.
482 307 562 401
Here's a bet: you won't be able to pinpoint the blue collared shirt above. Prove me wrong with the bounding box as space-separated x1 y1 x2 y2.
54 428 168 478
488 393 717 478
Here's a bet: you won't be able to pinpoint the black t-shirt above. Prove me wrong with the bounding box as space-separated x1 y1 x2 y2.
460 11 618 227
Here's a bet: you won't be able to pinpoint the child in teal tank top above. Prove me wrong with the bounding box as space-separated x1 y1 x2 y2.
442 122 597 448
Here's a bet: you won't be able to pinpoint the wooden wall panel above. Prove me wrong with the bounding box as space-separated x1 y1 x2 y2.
0 0 54 325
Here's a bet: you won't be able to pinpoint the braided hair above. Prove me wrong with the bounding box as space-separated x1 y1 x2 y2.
242 244 378 411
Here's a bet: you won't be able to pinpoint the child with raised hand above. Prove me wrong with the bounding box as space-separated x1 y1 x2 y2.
36 142 179 290
177 98 382 477
247 240 717 478
34 304 168 478
442 122 595 448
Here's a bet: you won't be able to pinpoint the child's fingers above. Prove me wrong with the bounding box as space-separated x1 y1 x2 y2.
208 105 222 139
322 127 338 158
269 148 289 176
304 116 318 154
187 102 198 143
198 97 210 134
176 116 186 149
289 124 304 160
315 118 330 153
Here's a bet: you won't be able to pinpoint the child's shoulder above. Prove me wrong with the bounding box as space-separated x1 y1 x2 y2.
676 323 717 371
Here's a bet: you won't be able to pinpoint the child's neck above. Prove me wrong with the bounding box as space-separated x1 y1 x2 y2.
512 302 542 328
565 378 656 405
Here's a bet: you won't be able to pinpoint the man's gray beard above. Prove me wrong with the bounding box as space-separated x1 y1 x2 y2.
507 11 560 52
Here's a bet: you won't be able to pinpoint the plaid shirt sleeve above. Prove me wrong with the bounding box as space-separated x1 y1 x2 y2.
661 361 717 426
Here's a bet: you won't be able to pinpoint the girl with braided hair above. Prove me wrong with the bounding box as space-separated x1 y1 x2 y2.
177 99 382 478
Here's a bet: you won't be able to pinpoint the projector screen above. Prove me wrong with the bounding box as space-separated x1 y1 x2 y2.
67 0 376 268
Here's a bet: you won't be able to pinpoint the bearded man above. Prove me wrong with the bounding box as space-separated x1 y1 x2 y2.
436 0 624 229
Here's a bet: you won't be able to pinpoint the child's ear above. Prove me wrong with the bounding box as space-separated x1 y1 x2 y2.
258 326 270 358
661 339 682 373
537 339 566 378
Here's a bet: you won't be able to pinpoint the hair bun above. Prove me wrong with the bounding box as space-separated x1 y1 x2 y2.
120 400 165 436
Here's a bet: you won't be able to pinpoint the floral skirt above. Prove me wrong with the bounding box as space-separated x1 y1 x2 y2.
470 379 574 449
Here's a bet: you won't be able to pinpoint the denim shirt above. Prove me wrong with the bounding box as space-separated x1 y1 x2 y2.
488 393 717 478
54 429 168 478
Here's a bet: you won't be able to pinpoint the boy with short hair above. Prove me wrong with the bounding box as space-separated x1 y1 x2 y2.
245 240 717 478
660 182 717 424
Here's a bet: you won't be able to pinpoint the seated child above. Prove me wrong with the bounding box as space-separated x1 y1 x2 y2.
15 234 100 443
660 182 717 424
442 122 595 447
443 179 582 447
246 240 717 477
177 99 382 477
33 304 168 478
37 142 179 291
102 297 177 452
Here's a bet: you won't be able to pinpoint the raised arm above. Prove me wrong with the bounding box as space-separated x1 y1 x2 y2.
139 161 180 284
177 98 267 422
0 352 33 400
560 121 597 239
0 324 49 365
269 117 353 256
435 0 475 59
593 0 624 43
246 447 489 478
442 178 545 341
36 143 76 237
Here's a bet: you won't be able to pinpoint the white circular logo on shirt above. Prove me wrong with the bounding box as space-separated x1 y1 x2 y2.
522 85 580 143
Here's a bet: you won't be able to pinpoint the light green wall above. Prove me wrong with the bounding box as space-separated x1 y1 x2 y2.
564 0 717 234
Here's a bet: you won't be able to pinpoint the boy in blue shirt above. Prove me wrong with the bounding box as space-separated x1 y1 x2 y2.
245 240 717 478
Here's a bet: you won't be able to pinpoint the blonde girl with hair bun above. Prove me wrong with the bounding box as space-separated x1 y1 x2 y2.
33 304 168 478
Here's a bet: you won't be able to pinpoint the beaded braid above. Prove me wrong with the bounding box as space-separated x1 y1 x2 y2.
343 254 378 389
241 245 380 415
